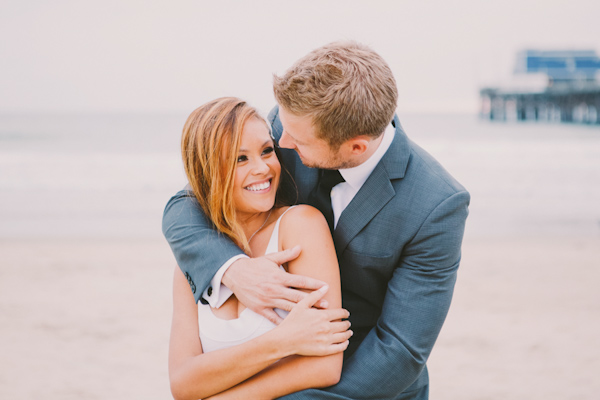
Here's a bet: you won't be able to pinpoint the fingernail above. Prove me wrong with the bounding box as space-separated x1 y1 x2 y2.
319 285 329 292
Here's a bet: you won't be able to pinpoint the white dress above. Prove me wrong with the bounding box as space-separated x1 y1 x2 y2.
197 207 293 353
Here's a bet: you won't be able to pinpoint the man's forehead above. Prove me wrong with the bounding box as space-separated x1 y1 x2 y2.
280 111 317 140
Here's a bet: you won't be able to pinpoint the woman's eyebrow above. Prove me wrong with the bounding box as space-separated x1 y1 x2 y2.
239 139 272 152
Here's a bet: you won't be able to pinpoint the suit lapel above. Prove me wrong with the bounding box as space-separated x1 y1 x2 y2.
332 115 410 257
333 165 395 256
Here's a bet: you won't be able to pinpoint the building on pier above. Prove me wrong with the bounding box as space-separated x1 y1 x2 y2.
480 50 600 124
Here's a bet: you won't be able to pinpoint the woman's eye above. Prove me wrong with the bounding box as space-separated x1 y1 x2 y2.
262 146 274 156
237 155 248 163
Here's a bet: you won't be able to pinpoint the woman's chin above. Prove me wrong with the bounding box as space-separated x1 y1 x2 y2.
246 201 276 214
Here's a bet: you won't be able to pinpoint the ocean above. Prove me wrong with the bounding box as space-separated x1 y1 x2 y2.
1 112 599 240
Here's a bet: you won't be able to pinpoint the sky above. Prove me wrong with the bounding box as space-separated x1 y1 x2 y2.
1 0 599 114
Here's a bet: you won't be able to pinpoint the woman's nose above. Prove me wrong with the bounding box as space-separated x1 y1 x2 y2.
252 158 270 174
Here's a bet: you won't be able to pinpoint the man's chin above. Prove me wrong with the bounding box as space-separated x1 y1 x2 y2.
300 157 356 170
296 151 354 169
299 160 321 169
296 155 320 169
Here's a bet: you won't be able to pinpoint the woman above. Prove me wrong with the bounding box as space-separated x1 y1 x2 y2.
169 97 352 399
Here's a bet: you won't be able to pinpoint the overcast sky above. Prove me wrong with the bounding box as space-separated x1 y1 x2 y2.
1 0 599 114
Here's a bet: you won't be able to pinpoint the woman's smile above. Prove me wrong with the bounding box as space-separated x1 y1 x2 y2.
244 178 272 192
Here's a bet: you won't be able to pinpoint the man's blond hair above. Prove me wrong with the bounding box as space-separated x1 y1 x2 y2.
273 41 398 148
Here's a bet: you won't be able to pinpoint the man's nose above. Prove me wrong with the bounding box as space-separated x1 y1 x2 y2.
279 131 294 149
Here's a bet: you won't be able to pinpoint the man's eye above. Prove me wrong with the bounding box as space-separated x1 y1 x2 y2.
262 146 274 156
237 155 248 162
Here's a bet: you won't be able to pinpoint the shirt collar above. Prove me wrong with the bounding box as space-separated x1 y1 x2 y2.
339 123 395 190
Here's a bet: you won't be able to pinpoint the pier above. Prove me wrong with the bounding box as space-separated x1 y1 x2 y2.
480 50 600 124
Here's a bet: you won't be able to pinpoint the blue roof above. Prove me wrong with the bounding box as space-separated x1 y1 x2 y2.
515 49 600 80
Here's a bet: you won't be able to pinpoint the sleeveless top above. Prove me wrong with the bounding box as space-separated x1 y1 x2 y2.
198 207 294 353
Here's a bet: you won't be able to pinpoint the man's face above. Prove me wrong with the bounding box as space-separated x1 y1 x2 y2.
278 108 350 169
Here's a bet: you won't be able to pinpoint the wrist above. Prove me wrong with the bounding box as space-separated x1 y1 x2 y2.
263 326 294 359
222 258 242 289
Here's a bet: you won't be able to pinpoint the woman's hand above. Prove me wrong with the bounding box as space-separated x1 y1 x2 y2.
274 285 352 357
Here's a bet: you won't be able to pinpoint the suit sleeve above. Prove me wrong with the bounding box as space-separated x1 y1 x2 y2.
162 190 244 303
280 190 470 399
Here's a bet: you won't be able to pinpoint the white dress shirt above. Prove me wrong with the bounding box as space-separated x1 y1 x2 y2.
204 123 396 307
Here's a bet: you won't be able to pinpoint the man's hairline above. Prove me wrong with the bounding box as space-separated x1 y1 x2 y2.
278 105 387 151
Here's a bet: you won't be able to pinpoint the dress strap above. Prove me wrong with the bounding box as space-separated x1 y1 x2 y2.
264 206 296 255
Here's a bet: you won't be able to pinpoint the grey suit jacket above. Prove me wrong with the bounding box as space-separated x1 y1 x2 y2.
162 107 470 399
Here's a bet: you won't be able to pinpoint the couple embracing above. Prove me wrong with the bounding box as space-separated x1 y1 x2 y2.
163 41 470 399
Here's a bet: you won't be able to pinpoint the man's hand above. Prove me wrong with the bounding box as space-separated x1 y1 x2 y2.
222 246 328 324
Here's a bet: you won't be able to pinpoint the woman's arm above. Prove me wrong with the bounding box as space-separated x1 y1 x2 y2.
169 228 349 400
169 267 281 400
206 205 347 399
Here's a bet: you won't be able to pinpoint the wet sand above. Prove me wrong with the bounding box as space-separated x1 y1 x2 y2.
1 234 599 399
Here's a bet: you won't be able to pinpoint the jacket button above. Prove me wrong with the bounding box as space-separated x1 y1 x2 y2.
207 286 213 296
184 272 196 294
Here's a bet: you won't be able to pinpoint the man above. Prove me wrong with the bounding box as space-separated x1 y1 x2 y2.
163 41 469 399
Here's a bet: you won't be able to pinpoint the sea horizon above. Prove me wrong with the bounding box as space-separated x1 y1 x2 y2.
1 111 599 240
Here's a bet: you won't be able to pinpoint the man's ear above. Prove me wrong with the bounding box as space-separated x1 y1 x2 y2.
345 136 370 156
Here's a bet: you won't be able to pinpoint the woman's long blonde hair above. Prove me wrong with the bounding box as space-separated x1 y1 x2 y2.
181 97 265 253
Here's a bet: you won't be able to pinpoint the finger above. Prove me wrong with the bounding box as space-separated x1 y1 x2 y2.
331 330 353 343
274 286 328 309
320 340 350 356
282 271 327 291
265 245 301 265
270 299 299 313
296 285 328 309
316 299 328 309
278 287 308 304
259 308 284 325
329 320 352 333
325 307 350 321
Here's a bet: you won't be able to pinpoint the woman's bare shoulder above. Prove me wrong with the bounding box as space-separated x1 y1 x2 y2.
281 205 327 225
279 205 330 241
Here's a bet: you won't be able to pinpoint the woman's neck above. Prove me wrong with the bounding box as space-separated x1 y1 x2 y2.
237 209 273 243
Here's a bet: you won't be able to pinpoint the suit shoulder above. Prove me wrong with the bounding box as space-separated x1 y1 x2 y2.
405 139 468 197
267 105 280 125
267 105 283 141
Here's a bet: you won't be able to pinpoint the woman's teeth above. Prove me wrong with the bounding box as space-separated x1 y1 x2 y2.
245 181 270 191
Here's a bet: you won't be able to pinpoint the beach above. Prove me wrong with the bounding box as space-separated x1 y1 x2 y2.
1 237 598 399
1 113 599 399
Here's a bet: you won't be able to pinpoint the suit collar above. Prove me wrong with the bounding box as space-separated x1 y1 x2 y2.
332 114 409 256
381 114 410 180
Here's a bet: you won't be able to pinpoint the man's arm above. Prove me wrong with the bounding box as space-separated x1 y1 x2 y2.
162 190 326 321
162 190 244 303
281 190 470 399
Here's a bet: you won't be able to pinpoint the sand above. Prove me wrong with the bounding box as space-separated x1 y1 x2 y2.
1 234 599 399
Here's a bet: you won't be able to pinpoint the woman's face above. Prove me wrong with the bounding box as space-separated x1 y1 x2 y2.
232 117 281 216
